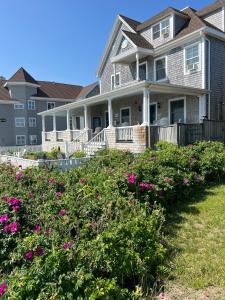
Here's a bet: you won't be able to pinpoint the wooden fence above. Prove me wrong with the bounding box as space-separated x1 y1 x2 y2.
150 120 225 146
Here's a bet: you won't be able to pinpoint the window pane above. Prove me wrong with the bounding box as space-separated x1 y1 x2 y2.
150 104 157 124
153 24 160 39
170 100 184 124
121 108 130 125
185 45 199 72
139 64 147 80
156 58 166 81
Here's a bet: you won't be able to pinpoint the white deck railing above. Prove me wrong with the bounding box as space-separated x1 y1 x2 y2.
116 126 134 142
71 130 82 141
84 129 106 156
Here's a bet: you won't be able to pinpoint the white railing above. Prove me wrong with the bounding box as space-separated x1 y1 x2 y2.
71 130 82 141
116 126 134 142
56 131 64 141
159 125 178 144
45 132 51 141
0 145 42 156
84 129 106 156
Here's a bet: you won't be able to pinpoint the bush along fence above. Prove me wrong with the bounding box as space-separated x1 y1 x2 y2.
1 142 225 298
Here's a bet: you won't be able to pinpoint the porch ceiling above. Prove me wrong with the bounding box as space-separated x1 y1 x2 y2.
38 81 209 117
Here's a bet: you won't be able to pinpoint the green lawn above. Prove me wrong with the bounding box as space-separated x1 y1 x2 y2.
166 183 225 291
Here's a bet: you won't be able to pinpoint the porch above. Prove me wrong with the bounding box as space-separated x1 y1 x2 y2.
39 81 208 155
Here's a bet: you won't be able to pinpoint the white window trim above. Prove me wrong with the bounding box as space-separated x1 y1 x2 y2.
168 97 187 125
152 17 171 40
111 72 121 90
154 55 168 82
14 103 24 110
150 102 158 124
47 102 56 110
16 135 26 146
27 100 36 110
15 117 25 128
28 117 37 127
183 42 201 75
29 135 37 145
120 106 131 126
139 61 148 80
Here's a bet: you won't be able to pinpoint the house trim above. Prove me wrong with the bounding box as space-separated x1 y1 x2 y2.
4 82 40 88
168 96 187 124
154 55 168 82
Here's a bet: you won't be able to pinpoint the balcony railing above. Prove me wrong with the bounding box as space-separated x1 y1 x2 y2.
116 126 134 142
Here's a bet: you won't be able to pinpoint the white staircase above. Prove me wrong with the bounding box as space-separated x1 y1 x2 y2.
83 129 107 157
65 129 92 158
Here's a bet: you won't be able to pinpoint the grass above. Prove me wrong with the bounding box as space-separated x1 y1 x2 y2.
165 182 225 290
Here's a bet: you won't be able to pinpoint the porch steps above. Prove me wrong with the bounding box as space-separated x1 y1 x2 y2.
83 129 107 157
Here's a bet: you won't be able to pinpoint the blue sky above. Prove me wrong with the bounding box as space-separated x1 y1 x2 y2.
0 0 212 86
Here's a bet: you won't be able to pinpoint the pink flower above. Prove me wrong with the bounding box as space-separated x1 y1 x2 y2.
127 173 136 184
195 174 204 183
24 250 33 261
3 224 9 233
1 195 8 201
0 214 9 223
165 177 172 183
55 192 62 197
49 177 55 184
33 224 41 233
63 242 72 250
79 178 86 184
28 193 35 198
139 182 155 192
9 197 21 207
10 221 20 234
59 209 66 216
12 205 20 212
0 282 7 297
16 172 23 181
46 228 52 236
35 246 45 256
159 292 165 300
183 178 190 186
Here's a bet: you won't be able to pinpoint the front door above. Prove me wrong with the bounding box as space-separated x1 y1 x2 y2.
93 117 101 132
150 103 157 124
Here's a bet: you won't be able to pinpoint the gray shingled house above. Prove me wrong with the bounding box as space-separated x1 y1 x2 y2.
36 0 225 154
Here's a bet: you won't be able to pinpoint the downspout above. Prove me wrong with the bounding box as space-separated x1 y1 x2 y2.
205 36 211 119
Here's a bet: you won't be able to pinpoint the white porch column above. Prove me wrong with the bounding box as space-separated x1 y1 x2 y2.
42 115 45 132
136 53 140 81
108 98 113 127
199 95 207 122
142 88 150 125
66 109 70 130
53 114 56 131
84 105 89 129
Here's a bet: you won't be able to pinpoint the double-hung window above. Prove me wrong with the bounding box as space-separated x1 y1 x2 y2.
16 135 26 145
153 23 160 40
152 18 170 40
185 44 200 73
139 62 147 80
15 117 25 127
47 102 55 110
29 117 36 127
14 103 24 110
111 73 120 90
28 100 35 110
155 57 167 81
29 135 37 145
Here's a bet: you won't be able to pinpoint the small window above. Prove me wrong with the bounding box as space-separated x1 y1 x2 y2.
120 107 131 125
28 100 35 110
16 135 26 145
161 19 170 36
14 103 24 110
185 44 200 73
47 102 55 110
29 117 36 127
139 62 147 80
155 57 166 81
153 23 160 40
111 73 120 90
15 117 25 127
29 135 37 145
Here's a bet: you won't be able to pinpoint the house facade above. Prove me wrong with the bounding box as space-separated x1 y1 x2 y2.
0 68 99 146
40 0 225 154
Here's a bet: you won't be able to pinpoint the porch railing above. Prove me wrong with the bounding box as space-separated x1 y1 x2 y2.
84 129 106 156
56 131 64 141
71 130 83 141
116 126 134 142
45 132 51 141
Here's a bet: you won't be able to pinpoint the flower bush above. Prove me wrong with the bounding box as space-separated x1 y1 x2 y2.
0 141 225 298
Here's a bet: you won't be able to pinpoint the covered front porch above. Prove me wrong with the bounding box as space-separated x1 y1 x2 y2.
40 81 208 154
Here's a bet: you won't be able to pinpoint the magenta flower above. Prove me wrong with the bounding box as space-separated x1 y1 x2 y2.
12 205 20 212
33 224 41 233
55 192 62 197
28 193 35 198
1 195 8 201
0 214 9 223
9 197 21 207
165 177 172 183
49 177 55 184
35 246 45 256
127 173 136 184
10 221 20 234
24 250 33 261
0 282 7 297
139 182 155 192
46 228 52 236
3 224 10 233
79 178 86 184
16 172 23 181
63 242 72 250
59 209 66 216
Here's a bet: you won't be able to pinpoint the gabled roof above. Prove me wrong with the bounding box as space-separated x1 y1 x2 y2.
119 15 140 31
197 0 225 17
76 82 99 99
137 7 189 31
122 30 153 49
8 67 38 84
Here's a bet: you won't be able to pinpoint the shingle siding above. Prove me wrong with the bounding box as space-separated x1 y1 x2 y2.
203 8 224 31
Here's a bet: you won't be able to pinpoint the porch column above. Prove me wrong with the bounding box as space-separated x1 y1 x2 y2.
53 114 56 131
142 88 150 125
42 115 45 132
66 109 70 130
136 53 140 81
108 98 113 127
199 95 207 122
84 105 89 129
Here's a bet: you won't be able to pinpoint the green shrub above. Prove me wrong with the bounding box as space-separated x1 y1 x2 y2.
71 150 86 158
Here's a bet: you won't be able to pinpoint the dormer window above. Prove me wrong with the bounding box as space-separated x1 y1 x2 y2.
152 18 170 40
